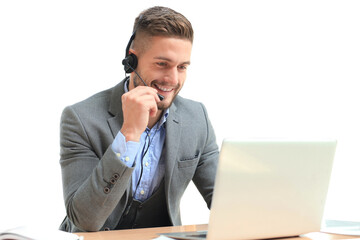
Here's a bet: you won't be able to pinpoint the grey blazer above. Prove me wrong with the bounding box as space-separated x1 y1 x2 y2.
59 79 219 232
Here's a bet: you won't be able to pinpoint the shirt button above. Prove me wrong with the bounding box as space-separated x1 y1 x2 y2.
145 162 149 167
116 153 121 158
140 190 145 195
125 156 130 162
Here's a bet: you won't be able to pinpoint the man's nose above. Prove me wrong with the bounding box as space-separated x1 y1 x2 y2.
164 67 178 85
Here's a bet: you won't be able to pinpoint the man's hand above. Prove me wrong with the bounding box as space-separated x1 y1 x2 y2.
120 86 160 142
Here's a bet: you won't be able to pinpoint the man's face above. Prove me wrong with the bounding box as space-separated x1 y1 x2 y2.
131 36 192 110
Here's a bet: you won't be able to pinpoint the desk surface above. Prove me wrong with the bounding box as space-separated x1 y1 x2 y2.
76 224 358 240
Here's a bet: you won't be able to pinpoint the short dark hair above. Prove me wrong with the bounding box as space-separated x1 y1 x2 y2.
133 6 194 43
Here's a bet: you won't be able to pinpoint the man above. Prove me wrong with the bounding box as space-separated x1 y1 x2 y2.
59 6 219 232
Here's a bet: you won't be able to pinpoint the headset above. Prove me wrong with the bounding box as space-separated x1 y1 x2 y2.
122 17 164 101
122 31 138 74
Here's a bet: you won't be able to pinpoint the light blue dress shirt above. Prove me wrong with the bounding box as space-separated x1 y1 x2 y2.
111 80 168 202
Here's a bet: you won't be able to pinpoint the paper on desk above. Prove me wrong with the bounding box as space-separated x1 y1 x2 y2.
321 227 360 236
152 235 174 240
321 220 360 236
0 225 83 240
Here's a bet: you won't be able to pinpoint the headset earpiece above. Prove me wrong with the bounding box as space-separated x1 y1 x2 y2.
122 53 138 73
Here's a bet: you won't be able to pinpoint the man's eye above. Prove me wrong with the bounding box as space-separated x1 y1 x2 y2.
157 62 167 67
178 65 187 70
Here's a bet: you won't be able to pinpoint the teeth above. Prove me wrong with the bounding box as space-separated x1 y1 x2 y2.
155 84 172 92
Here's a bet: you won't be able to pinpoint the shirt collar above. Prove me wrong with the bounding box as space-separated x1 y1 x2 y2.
157 110 169 130
124 77 130 93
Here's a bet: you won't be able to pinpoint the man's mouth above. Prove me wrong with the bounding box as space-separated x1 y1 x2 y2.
154 83 174 93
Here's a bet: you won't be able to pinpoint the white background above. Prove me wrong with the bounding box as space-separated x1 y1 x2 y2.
1 0 359 230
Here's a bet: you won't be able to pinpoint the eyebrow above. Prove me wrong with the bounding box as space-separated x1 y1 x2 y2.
154 56 191 65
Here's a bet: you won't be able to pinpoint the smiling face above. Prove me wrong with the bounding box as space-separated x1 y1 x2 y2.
129 35 192 110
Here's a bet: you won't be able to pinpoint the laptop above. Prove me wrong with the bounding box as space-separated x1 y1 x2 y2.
160 139 337 240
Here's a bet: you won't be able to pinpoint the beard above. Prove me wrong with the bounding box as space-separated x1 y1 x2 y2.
133 73 181 110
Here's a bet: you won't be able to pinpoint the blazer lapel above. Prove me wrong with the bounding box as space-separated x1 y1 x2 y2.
164 101 182 204
107 78 127 138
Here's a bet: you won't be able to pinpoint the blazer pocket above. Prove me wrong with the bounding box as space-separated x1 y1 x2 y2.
177 155 199 168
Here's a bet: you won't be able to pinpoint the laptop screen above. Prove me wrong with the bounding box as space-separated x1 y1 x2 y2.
207 139 336 240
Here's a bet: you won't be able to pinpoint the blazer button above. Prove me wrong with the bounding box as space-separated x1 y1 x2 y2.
113 173 120 180
104 227 110 231
110 177 116 185
104 187 111 194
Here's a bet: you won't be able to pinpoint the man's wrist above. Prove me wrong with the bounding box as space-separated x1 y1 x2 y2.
120 128 141 142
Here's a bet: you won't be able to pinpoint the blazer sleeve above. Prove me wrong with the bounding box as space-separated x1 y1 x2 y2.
60 105 133 232
192 103 219 209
